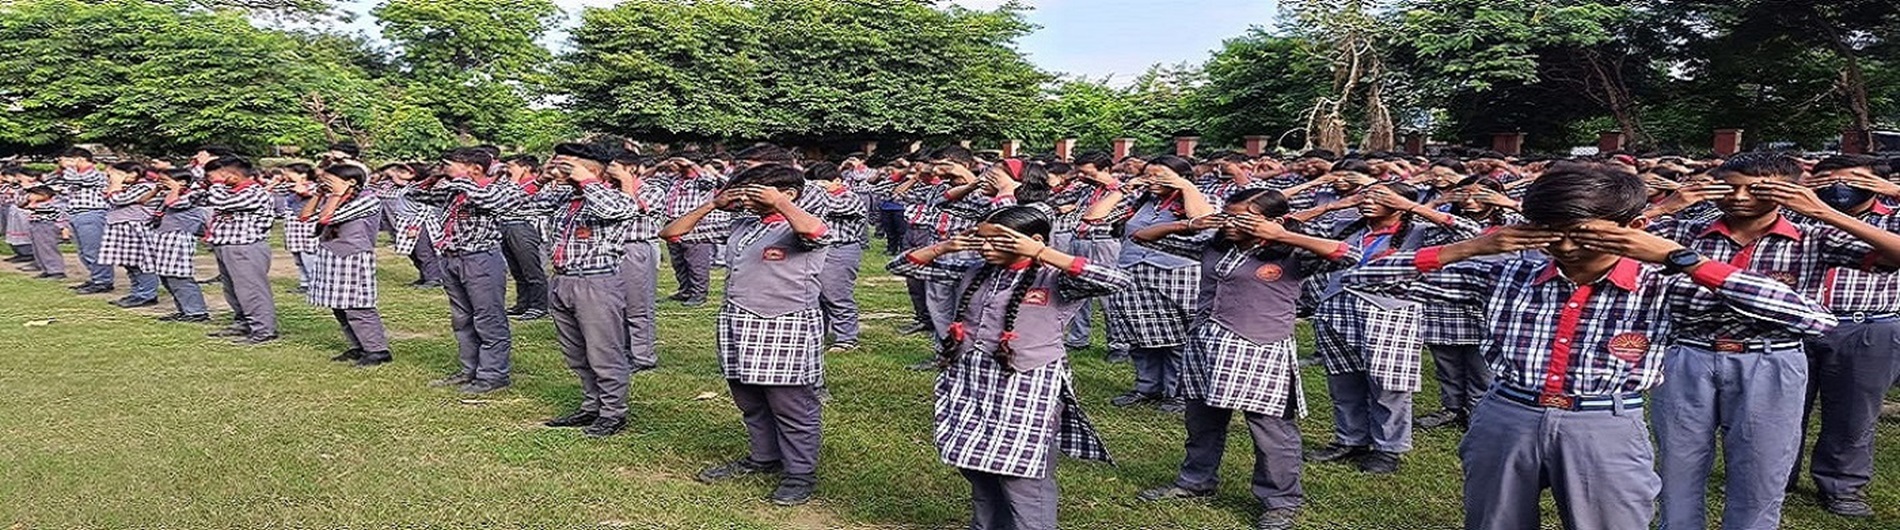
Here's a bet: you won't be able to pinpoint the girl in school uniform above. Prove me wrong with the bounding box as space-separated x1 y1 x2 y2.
1415 176 1528 430
150 169 213 323
1288 180 1476 474
302 163 392 367
659 163 833 507
273 164 320 294
2 168 36 264
376 163 443 289
99 162 164 308
889 206 1131 530
1081 155 1217 413
1129 189 1357 530
20 184 68 279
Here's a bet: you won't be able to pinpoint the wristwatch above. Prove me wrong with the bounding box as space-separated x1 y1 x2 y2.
1661 248 1702 274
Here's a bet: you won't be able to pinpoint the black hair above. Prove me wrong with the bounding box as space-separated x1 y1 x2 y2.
1521 164 1647 226
1711 152 1802 181
24 185 56 198
328 142 361 158
109 161 146 175
504 154 542 168
1812 154 1891 176
1009 160 1054 204
1333 182 1422 256
57 147 95 161
443 147 495 170
804 161 842 182
1046 162 1073 176
552 142 609 166
281 162 315 178
1449 176 1508 220
1430 158 1467 174
204 156 252 173
1332 158 1374 175
473 145 502 158
199 145 238 158
940 206 1052 370
1146 155 1195 181
1072 151 1113 171
733 143 796 164
932 145 977 168
322 163 370 189
610 152 645 168
375 162 411 174
163 168 197 186
724 163 804 192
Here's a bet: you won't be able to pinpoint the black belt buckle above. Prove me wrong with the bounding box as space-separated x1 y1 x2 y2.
1536 393 1576 410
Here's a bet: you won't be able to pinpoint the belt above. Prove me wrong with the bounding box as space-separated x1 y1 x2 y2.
1678 338 1804 354
439 247 498 258
554 268 617 278
1835 312 1900 324
1493 385 1644 412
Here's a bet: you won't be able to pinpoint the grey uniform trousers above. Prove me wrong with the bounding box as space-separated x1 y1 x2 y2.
442 249 513 382
621 241 660 369
552 273 632 420
1174 398 1304 510
1794 319 1900 499
212 241 277 339
729 381 822 476
960 435 1061 530
1460 390 1659 530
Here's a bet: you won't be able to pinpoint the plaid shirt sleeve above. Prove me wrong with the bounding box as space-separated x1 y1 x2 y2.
1293 241 1361 277
107 182 160 207
1344 249 1503 306
939 190 1003 221
1811 224 1896 273
886 253 977 282
323 194 383 225
197 183 272 212
669 209 736 245
1130 227 1212 258
573 181 639 221
447 178 525 214
1668 263 1837 338
1056 259 1133 299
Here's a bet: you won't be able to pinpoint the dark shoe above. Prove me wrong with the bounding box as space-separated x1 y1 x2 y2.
899 322 931 335
156 312 188 322
290 286 309 294
1110 391 1159 408
331 349 365 362
824 342 859 354
353 351 393 368
1304 443 1371 463
69 281 94 290
1256 508 1299 530
196 275 223 284
1136 485 1214 502
680 298 707 308
629 363 657 376
667 292 689 302
34 272 65 279
175 314 210 323
769 475 816 506
232 334 279 345
505 306 526 317
510 309 547 321
1416 409 1466 430
5 255 32 263
1105 350 1132 364
1157 397 1188 414
1819 494 1874 518
582 416 627 438
207 327 249 338
459 379 511 394
1297 356 1323 368
1356 451 1401 474
110 297 158 308
429 372 474 388
544 410 599 428
76 284 114 295
905 360 942 372
413 281 442 289
696 458 783 484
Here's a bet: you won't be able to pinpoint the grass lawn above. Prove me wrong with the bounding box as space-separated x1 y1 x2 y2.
0 244 1894 529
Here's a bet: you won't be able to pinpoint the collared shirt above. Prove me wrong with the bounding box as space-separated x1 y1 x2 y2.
318 192 383 227
1346 248 1834 396
407 176 526 254
48 167 108 211
1652 214 1887 340
1795 200 1900 313
195 181 276 246
811 183 869 245
25 197 66 223
541 181 640 275
502 176 558 223
1197 175 1267 203
107 182 165 210
659 171 725 220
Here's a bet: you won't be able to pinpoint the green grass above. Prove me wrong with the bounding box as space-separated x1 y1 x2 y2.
0 245 1894 529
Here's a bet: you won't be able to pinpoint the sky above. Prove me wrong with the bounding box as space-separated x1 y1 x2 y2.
332 0 1279 80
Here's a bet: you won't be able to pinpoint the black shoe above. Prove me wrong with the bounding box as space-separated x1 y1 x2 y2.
899 322 931 335
459 379 511 394
196 275 222 284
34 272 64 279
110 297 158 308
1157 397 1187 414
545 410 599 428
769 475 816 506
207 327 249 338
1256 508 1299 530
156 312 188 322
1105 350 1132 364
696 458 784 484
429 372 474 388
1304 443 1371 463
232 334 279 345
628 363 657 376
290 286 309 294
1110 391 1159 407
1356 451 1401 474
667 292 689 302
353 351 393 368
5 255 31 263
175 314 210 323
680 298 707 308
331 349 365 362
1416 409 1466 430
1819 494 1874 518
582 416 627 438
510 309 547 321
76 284 114 295
505 306 526 316
18 264 40 272
1136 485 1214 502
69 281 94 290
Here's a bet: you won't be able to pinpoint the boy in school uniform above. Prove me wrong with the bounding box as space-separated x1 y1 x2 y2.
534 144 643 437
660 163 834 507
195 157 280 345
605 153 668 374
411 148 527 394
1062 152 1133 360
48 147 115 293
1641 153 1900 530
658 156 726 307
1345 164 1834 530
499 154 553 321
21 185 68 279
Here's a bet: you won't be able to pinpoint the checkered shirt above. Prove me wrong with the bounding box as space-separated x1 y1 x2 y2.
1419 211 1529 345
1346 249 1835 396
150 194 205 278
1788 201 1900 314
24 198 65 223
1183 327 1305 417
1313 290 1424 391
408 177 526 254
302 194 382 309
502 177 558 223
1197 175 1268 203
195 182 275 246
537 181 641 276
48 168 107 211
658 172 725 219
1104 263 1201 348
98 222 154 271
1651 214 1886 341
812 184 869 246
932 354 1109 478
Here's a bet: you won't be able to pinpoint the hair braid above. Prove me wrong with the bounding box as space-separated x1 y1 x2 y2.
939 265 997 365
992 266 1039 371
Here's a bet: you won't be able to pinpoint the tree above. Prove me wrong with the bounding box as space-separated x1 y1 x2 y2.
372 0 562 142
1281 0 1400 153
1188 29 1335 150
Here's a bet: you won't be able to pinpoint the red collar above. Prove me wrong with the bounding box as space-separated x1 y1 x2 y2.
1697 215 1804 243
1869 200 1894 216
1006 258 1034 271
1365 220 1403 237
1534 257 1642 291
761 213 787 224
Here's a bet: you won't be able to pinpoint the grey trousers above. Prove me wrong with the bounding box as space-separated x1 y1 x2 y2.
1461 390 1659 530
1796 319 1900 499
666 241 714 301
729 380 822 475
28 222 64 275
960 436 1060 530
818 242 863 344
1176 399 1304 510
500 222 548 311
1427 343 1493 413
620 241 660 369
924 279 958 343
1654 343 1806 530
442 249 513 382
553 273 632 420
1131 346 1181 397
1325 372 1413 453
332 308 390 353
161 275 208 316
125 266 160 302
213 242 277 339
69 209 112 285
410 231 443 284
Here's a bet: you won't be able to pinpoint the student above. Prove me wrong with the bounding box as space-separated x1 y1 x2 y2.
373 163 443 288
1641 153 1900 530
886 206 1129 530
411 148 526 394
804 161 870 353
499 154 552 321
1344 164 1834 530
658 156 726 307
150 169 212 323
1130 189 1355 530
1789 155 1900 517
196 156 280 345
1061 152 1131 361
20 184 67 279
605 152 668 374
98 162 164 308
48 147 114 293
661 163 832 507
302 163 393 368
1415 176 1525 430
1 167 35 264
272 164 319 294
1083 155 1216 413
535 144 642 437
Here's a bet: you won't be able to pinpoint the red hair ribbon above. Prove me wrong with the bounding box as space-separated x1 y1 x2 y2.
946 322 967 342
999 331 1019 344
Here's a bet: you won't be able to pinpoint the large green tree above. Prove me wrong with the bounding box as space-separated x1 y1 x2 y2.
1189 29 1335 150
372 0 562 144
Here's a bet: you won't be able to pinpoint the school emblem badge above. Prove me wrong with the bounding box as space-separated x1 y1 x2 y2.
1607 332 1650 363
1023 288 1051 306
1255 264 1284 282
762 247 787 261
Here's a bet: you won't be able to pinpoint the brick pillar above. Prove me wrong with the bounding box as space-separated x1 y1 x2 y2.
1243 135 1269 157
1842 128 1872 155
860 141 878 156
1490 133 1525 156
1054 138 1077 161
1174 136 1200 158
1403 133 1425 155
1713 129 1743 157
1112 138 1137 160
1000 140 1021 158
1597 131 1625 153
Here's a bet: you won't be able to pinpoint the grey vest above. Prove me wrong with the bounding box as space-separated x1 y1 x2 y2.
952 265 1083 373
154 207 207 235
1198 246 1307 345
319 211 379 256
724 219 830 318
1117 198 1199 269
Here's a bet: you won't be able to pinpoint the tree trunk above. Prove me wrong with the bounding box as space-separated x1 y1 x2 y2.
1832 41 1874 132
1362 58 1395 152
1579 49 1650 149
